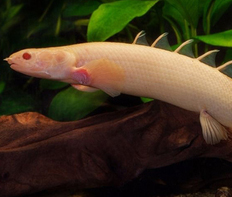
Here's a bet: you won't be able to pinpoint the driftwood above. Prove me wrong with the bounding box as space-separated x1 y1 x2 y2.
0 101 232 197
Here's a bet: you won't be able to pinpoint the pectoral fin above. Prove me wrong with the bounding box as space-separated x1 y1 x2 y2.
200 110 228 145
72 84 98 92
72 59 125 97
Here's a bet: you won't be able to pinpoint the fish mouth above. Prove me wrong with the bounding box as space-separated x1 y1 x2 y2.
10 63 22 72
10 63 17 69
4 57 16 69
4 57 23 70
6 59 20 73
5 57 52 79
3 57 16 71
10 63 51 78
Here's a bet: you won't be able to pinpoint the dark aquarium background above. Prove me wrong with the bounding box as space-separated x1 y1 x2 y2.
1 0 232 196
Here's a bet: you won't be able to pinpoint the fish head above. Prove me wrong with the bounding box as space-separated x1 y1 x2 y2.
4 48 74 80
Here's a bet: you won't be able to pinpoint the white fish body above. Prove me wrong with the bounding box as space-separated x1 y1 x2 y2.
5 32 232 144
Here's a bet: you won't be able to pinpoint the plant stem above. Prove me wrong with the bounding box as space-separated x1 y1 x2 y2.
184 20 190 40
6 0 11 9
39 0 54 22
125 27 134 43
205 0 215 52
206 0 215 35
164 17 181 44
55 15 61 36
172 23 182 44
74 19 89 27
23 77 34 90
191 25 198 57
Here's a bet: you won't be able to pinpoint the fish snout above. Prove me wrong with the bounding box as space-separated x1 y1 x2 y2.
4 57 13 64
4 56 19 71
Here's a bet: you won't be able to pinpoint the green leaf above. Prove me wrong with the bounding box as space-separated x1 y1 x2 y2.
163 2 184 31
162 2 185 42
55 15 61 36
211 0 232 26
141 97 153 103
1 4 23 33
26 23 50 38
6 4 23 21
63 0 101 17
203 0 232 33
87 0 158 41
48 87 108 121
0 89 35 116
165 0 201 28
40 79 68 90
0 81 5 94
202 0 215 34
194 30 232 47
224 48 232 63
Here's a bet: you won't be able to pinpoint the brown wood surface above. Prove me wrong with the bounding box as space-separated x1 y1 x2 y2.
0 101 231 197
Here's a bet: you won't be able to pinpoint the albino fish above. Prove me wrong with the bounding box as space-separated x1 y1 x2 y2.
4 31 232 145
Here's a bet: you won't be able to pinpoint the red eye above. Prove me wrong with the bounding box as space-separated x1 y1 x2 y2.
22 52 31 60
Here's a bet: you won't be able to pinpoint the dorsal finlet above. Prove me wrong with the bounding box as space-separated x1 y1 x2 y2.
217 60 232 78
151 32 172 51
197 50 219 67
217 60 232 70
132 31 149 46
174 39 194 57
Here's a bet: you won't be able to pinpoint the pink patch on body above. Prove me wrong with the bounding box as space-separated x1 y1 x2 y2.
72 68 90 85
